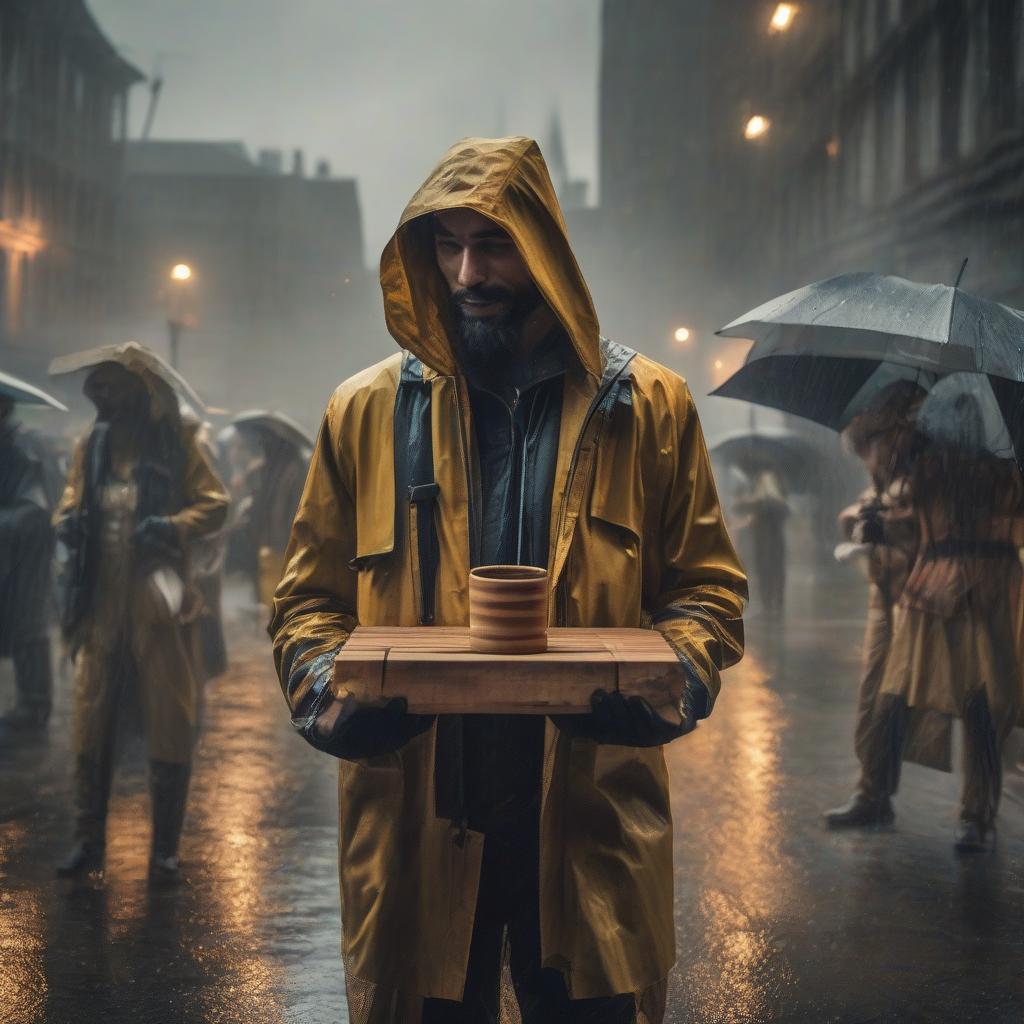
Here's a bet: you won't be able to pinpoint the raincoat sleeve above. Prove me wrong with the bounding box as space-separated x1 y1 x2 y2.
269 394 359 726
651 385 747 714
168 433 230 541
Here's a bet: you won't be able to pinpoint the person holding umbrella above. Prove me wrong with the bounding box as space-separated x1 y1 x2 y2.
49 343 229 879
715 269 1024 847
221 411 311 608
824 380 926 827
878 375 1024 851
0 371 66 734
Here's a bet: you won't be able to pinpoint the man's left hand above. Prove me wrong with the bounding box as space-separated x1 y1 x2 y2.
554 683 703 747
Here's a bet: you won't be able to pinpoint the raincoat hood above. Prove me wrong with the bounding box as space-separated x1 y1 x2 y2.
380 136 602 380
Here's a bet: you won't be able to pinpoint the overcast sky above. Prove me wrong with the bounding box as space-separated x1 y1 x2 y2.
90 0 601 262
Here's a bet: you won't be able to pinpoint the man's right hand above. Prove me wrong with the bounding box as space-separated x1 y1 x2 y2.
303 691 433 761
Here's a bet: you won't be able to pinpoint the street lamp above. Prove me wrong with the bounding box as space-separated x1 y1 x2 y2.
673 326 692 343
744 115 771 140
167 262 195 370
770 3 798 32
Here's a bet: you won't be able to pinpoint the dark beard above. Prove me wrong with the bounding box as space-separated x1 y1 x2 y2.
451 284 542 376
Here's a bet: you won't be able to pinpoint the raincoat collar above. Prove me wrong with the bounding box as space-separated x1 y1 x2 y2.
380 136 602 382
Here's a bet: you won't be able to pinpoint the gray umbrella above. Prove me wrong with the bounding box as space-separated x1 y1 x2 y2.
0 369 68 411
915 373 1017 461
710 428 824 492
231 410 314 456
48 341 207 412
712 272 1024 437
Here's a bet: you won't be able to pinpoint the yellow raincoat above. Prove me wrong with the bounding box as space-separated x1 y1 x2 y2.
57 392 229 764
271 137 747 1018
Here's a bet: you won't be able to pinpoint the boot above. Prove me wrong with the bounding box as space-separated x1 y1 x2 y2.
149 760 191 881
954 817 993 854
0 639 53 733
824 790 894 828
56 839 105 877
56 756 112 877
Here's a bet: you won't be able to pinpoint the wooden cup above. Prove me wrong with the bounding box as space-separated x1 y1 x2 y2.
469 565 549 655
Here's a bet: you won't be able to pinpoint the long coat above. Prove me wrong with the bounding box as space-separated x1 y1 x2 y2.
880 460 1024 736
57 414 229 763
270 136 747 1016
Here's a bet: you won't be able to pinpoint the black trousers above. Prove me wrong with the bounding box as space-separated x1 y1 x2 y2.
421 828 636 1024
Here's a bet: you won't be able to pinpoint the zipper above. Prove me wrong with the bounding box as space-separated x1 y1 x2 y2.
550 366 631 623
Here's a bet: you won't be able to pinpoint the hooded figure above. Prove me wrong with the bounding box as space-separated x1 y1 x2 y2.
52 351 229 879
228 414 311 606
271 138 747 1022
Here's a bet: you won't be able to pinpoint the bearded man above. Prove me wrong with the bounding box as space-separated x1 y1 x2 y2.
271 137 747 1023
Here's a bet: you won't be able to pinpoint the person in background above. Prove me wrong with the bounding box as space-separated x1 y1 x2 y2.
876 389 1024 852
223 418 309 608
825 381 928 828
734 462 790 618
54 354 228 880
0 396 55 734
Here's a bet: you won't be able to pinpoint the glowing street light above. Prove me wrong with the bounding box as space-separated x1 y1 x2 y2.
167 263 196 369
714 359 724 371
744 115 771 140
770 3 798 32
674 326 692 343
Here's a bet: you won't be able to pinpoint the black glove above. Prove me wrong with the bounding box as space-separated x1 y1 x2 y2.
133 515 180 560
303 692 434 761
554 682 704 748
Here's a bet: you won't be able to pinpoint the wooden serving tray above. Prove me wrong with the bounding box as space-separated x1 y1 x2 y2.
334 626 684 715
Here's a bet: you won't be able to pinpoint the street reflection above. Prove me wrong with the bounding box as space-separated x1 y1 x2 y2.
0 822 46 1024
667 647 796 1023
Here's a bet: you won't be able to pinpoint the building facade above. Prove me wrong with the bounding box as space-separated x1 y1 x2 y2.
761 0 1024 305
597 0 1024 402
119 141 375 415
0 0 142 378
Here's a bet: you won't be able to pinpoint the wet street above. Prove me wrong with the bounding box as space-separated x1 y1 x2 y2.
1 578 1022 1024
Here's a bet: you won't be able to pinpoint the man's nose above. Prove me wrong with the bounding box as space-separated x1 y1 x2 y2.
456 247 486 289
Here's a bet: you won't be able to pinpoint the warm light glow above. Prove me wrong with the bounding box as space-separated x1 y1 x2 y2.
714 359 724 370
674 327 692 343
825 137 840 158
171 263 193 282
770 3 797 32
744 115 771 140
0 219 47 256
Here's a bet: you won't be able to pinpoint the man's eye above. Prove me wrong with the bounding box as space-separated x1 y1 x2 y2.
436 240 461 253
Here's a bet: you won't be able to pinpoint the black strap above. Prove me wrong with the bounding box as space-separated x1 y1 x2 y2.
394 354 441 625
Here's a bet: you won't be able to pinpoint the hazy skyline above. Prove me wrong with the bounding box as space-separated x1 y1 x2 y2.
90 0 601 262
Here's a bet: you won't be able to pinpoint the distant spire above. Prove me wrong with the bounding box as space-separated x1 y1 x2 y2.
545 109 569 193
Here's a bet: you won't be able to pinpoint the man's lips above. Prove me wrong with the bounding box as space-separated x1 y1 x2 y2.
459 297 507 315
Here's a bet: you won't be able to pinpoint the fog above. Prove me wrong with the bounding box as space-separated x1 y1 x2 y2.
90 0 601 260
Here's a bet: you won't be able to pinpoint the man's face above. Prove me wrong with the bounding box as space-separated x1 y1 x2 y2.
433 208 535 317
433 208 543 373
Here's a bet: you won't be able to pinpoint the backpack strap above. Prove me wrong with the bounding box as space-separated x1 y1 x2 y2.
394 353 441 625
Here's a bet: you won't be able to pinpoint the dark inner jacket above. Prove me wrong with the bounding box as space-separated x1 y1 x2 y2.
459 330 566 837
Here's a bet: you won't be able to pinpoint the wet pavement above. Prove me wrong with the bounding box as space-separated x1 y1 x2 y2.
1 577 1022 1023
